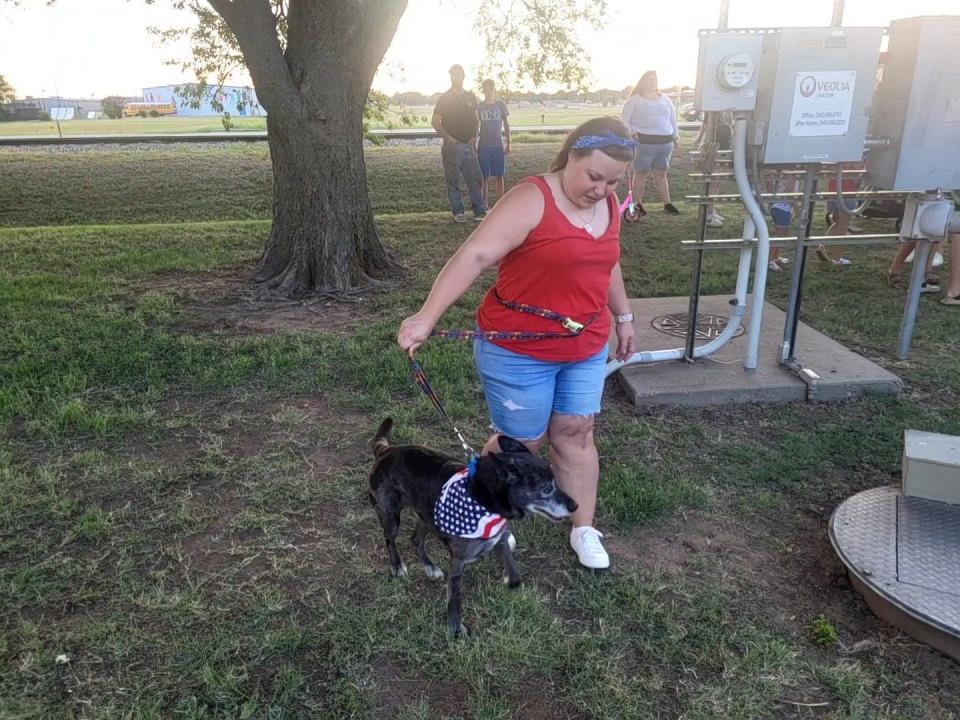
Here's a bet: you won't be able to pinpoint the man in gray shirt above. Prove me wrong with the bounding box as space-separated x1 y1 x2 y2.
432 65 487 223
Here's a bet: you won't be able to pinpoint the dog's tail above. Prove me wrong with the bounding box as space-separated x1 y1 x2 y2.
372 417 393 459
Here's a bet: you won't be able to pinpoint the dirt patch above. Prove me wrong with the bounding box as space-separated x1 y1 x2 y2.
150 394 370 466
605 511 773 579
141 269 370 336
371 653 469 716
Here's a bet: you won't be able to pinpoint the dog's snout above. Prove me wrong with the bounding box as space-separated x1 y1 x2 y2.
564 496 579 513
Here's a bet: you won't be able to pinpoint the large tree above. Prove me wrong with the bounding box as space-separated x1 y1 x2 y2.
164 1 605 296
0 75 14 104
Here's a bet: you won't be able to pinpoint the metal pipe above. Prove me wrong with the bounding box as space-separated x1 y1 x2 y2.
685 110 720 360
782 169 817 363
898 238 931 359
604 218 753 377
680 233 900 250
732 116 771 371
832 0 844 26
718 0 730 30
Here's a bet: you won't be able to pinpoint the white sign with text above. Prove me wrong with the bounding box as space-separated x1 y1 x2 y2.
789 71 857 137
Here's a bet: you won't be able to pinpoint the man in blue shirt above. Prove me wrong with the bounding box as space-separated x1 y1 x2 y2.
477 79 511 207
432 65 487 223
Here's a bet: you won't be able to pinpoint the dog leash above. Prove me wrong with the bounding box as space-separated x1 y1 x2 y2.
408 296 595 459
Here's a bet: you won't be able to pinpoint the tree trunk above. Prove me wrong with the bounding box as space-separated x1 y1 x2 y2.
229 0 408 297
254 103 402 296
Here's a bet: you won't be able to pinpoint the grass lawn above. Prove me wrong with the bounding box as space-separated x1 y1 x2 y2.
1 137 959 719
0 104 618 137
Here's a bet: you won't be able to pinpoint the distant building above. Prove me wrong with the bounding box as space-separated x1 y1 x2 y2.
142 84 265 117
1 96 103 120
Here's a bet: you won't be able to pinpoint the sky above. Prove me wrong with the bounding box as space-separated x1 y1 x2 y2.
1 0 959 99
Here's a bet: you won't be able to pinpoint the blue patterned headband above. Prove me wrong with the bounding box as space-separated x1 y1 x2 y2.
571 131 638 150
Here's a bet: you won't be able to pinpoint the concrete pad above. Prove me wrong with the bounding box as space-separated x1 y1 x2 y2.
610 295 902 408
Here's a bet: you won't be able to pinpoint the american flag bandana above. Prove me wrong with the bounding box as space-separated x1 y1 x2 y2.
434 469 507 540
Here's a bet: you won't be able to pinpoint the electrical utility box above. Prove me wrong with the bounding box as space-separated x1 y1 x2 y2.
903 430 960 505
751 27 883 164
694 30 767 112
865 16 960 191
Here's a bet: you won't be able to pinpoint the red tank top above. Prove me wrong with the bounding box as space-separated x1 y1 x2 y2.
475 175 621 362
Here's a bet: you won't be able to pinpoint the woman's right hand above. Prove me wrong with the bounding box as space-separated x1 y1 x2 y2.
398 312 435 357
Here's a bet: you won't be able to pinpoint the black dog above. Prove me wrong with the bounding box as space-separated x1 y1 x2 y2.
368 418 577 638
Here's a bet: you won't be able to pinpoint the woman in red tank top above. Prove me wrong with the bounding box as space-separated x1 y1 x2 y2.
398 118 638 570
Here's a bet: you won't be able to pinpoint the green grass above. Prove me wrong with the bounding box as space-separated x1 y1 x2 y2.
0 103 620 137
1 138 959 718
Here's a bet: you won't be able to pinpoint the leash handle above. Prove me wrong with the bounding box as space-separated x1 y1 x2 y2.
409 356 477 459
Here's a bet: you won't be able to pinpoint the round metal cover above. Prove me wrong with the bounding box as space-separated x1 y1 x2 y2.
651 312 745 340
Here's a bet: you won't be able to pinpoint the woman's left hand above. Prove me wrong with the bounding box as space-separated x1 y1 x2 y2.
614 321 636 362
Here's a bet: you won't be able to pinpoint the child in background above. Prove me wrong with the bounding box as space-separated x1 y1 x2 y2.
477 79 511 207
767 176 796 271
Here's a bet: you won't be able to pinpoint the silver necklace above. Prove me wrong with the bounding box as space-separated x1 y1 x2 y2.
560 175 599 233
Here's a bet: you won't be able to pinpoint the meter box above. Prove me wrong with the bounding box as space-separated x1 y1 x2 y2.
903 430 960 505
752 27 883 164
865 16 960 192
694 30 766 112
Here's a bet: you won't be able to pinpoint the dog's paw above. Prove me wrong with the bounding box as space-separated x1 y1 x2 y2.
447 622 469 640
504 575 522 590
423 565 445 581
390 563 407 578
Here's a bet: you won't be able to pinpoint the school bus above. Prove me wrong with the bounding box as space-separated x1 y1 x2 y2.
122 101 177 118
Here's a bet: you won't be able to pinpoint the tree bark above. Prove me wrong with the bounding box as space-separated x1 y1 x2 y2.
218 0 408 296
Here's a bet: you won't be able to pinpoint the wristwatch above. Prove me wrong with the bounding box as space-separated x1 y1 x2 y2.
615 312 634 324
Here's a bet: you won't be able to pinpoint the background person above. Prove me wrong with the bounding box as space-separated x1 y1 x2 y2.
942 233 960 306
398 117 638 571
620 70 680 216
767 176 797 271
477 79 511 208
433 64 487 223
694 112 732 228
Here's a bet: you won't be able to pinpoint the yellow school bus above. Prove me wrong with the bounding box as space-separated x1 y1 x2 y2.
122 101 177 118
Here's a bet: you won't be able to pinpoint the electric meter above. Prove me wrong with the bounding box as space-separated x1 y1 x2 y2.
716 53 755 90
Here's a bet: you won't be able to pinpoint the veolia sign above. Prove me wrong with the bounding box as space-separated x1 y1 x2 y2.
789 70 857 137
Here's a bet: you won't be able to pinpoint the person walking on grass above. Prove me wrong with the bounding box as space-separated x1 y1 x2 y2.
477 79 511 208
767 176 797 272
433 64 487 223
399 117 638 570
620 70 681 217
942 233 960 306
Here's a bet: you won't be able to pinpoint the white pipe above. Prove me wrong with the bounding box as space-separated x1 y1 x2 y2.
604 220 754 377
732 116 771 371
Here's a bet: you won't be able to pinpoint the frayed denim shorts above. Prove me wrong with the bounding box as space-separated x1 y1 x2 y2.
472 339 607 442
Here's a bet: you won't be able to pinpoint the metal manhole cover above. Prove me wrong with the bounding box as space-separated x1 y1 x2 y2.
651 312 745 340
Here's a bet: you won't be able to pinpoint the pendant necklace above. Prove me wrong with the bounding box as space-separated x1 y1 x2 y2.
560 175 599 233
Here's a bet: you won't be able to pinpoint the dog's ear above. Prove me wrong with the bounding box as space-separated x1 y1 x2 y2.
497 435 530 454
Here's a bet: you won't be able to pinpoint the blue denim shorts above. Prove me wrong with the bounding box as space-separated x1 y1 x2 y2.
770 206 792 229
633 141 673 171
472 339 608 441
478 145 506 177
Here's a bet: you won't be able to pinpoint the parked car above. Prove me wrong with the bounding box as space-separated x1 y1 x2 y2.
679 102 703 122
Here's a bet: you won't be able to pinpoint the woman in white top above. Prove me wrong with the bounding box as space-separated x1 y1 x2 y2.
620 71 680 216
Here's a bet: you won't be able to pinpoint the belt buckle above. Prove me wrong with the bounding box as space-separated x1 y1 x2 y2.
561 317 584 334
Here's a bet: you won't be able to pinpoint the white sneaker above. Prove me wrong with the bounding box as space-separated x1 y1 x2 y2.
706 212 724 228
768 260 782 272
906 250 944 267
570 526 610 570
